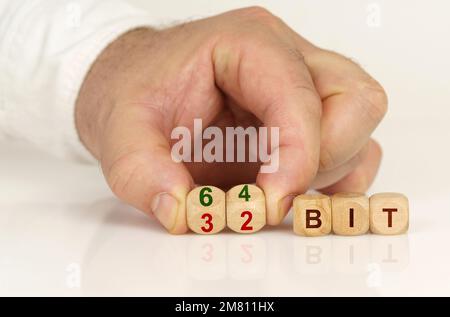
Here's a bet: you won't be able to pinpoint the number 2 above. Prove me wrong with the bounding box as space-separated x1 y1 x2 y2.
201 213 214 233
240 211 253 231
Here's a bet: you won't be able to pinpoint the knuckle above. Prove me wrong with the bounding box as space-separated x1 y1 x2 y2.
289 78 323 117
239 6 274 19
359 80 388 122
285 47 306 63
236 6 281 27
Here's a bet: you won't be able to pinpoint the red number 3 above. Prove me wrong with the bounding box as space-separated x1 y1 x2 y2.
240 211 253 231
201 213 214 233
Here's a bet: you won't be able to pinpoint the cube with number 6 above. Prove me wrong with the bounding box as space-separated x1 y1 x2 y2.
187 186 226 234
226 184 266 233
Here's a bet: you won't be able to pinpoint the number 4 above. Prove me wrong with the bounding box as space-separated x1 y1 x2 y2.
238 185 251 202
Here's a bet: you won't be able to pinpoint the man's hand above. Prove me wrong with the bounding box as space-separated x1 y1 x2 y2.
75 7 387 234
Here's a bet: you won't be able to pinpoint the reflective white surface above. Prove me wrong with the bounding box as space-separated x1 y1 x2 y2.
1 131 450 296
2 0 450 296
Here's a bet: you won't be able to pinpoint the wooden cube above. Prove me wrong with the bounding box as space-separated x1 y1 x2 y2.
226 184 266 233
293 194 332 236
332 193 369 236
187 186 226 234
370 193 409 235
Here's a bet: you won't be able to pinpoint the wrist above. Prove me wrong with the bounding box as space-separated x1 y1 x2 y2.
75 27 158 159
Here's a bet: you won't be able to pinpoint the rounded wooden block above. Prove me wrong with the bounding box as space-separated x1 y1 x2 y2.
293 194 332 236
187 186 226 234
370 192 409 235
332 193 369 236
226 184 266 234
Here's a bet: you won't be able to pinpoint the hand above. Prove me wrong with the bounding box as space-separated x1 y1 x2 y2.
75 7 387 234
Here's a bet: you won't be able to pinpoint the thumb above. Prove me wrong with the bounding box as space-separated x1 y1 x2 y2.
100 104 193 234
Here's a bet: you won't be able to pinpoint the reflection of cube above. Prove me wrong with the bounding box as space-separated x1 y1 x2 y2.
332 193 369 236
187 186 226 234
226 184 266 233
228 237 267 280
332 236 371 275
293 194 332 236
187 236 227 280
370 235 410 272
293 236 332 275
370 193 409 235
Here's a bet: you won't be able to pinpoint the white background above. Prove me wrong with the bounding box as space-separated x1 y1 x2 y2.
1 0 450 296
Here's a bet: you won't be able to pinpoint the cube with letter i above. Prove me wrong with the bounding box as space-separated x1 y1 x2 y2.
332 193 369 236
226 184 266 233
187 186 226 234
369 192 409 235
293 194 332 236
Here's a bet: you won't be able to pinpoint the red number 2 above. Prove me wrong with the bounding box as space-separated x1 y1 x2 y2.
240 211 253 231
201 213 214 233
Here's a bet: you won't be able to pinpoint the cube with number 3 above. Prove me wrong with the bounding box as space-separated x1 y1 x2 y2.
187 186 226 234
226 184 266 233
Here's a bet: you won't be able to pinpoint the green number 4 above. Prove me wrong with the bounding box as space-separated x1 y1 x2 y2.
199 187 213 206
238 185 251 202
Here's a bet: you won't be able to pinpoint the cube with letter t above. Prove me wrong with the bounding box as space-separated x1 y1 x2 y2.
369 192 409 235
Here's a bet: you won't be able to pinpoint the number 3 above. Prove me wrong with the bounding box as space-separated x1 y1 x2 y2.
240 211 253 231
201 213 214 233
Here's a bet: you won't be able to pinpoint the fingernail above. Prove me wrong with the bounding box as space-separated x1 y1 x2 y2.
151 193 178 232
278 194 296 222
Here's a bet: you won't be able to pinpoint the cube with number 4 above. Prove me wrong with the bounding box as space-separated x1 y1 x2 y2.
187 186 226 234
226 184 266 233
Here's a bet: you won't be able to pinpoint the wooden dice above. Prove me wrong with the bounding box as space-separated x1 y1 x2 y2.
226 184 266 233
332 193 369 236
187 186 226 234
186 186 409 235
370 192 409 235
293 194 332 236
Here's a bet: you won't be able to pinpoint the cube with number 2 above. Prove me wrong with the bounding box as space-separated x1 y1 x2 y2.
187 186 226 234
226 184 266 233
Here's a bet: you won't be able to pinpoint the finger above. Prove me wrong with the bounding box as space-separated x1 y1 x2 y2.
100 104 194 234
311 141 371 189
213 30 322 225
317 139 382 194
304 49 388 172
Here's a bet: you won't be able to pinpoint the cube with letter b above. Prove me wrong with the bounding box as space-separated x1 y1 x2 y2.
226 184 266 233
293 194 332 236
187 186 226 234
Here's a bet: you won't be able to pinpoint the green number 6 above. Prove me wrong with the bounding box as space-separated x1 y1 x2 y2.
199 187 213 206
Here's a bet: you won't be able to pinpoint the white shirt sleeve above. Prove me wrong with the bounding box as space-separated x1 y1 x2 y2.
0 0 157 163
